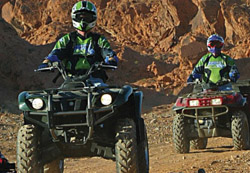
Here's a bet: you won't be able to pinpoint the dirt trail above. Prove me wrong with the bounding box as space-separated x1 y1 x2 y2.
2 112 250 173
64 137 250 173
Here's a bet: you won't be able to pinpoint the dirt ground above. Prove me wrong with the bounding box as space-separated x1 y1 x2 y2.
1 104 250 173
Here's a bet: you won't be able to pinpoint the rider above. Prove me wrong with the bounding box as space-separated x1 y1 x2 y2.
187 34 240 90
38 1 118 86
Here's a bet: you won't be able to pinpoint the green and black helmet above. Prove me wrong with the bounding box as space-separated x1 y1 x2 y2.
71 1 97 31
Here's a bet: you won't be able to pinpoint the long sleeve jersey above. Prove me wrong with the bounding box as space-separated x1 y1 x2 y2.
46 31 117 78
190 53 239 84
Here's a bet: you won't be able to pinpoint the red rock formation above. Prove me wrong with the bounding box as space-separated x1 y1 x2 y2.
0 0 250 111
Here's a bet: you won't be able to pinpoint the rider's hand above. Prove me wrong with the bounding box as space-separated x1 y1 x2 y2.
104 56 118 66
229 72 239 83
229 67 240 83
187 75 194 83
47 55 60 62
38 63 49 69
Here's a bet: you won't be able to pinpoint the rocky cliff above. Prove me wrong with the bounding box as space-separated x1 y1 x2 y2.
0 0 250 112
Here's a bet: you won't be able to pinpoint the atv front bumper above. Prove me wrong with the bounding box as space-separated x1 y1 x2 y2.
27 106 115 128
181 105 232 138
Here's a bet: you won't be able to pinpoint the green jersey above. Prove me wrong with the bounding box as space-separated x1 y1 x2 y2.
192 53 238 84
47 32 116 77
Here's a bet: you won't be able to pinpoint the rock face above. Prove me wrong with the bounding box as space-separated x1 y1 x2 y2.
0 0 250 111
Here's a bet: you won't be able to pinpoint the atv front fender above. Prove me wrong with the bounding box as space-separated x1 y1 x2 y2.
113 85 133 107
133 91 143 119
18 91 31 111
132 91 145 143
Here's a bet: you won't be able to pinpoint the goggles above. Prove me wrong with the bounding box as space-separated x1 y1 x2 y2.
208 41 224 48
74 11 96 23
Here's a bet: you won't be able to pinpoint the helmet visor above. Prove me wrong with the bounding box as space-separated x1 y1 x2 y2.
208 41 223 48
74 11 96 23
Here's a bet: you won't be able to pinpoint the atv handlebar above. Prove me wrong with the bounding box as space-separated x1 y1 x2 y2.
35 61 117 82
99 63 117 70
187 79 201 85
34 62 60 72
34 66 55 72
188 78 231 86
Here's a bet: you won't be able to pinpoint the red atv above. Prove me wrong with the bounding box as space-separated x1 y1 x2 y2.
172 80 250 153
0 152 16 173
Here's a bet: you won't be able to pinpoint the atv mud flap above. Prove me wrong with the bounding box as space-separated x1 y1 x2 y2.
181 105 230 138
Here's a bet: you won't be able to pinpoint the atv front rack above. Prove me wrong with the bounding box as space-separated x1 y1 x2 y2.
25 87 117 145
181 105 229 137
181 105 228 118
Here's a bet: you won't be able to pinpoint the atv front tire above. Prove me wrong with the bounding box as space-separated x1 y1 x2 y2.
231 110 250 150
16 124 42 172
190 138 208 149
173 114 190 153
115 118 138 173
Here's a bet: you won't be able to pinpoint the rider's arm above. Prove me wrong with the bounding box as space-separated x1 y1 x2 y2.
42 34 71 64
98 36 118 66
226 56 240 82
187 55 207 82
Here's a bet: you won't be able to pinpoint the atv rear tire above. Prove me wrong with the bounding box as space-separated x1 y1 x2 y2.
44 159 64 173
16 124 42 172
231 111 250 150
137 124 149 173
173 114 190 153
115 118 138 173
190 138 208 149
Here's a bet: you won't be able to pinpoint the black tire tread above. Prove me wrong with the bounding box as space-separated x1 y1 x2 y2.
16 124 41 173
231 111 250 150
190 138 208 149
115 118 138 173
173 114 190 153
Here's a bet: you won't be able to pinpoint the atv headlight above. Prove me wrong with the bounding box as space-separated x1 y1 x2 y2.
211 98 222 105
32 98 44 110
101 94 112 106
189 100 199 107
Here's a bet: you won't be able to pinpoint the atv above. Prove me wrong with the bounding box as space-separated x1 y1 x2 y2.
0 152 16 173
172 80 250 153
16 62 149 173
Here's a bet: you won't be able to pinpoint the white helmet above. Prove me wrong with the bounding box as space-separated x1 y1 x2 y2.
71 1 97 32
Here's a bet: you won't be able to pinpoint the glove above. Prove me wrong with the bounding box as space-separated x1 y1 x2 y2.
229 69 240 83
47 55 60 62
104 56 118 66
187 75 194 83
187 73 201 83
193 73 202 79
38 63 49 69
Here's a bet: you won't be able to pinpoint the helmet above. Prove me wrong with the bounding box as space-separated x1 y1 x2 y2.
207 34 224 54
71 1 97 32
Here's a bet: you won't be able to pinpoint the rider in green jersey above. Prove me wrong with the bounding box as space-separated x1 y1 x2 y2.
187 34 240 90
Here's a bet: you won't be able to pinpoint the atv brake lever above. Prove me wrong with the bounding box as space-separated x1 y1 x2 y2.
34 66 55 72
100 64 117 70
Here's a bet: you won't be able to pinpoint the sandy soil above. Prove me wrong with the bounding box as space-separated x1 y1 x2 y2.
1 106 250 173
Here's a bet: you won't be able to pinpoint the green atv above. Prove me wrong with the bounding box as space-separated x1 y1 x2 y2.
16 62 149 172
172 80 250 153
